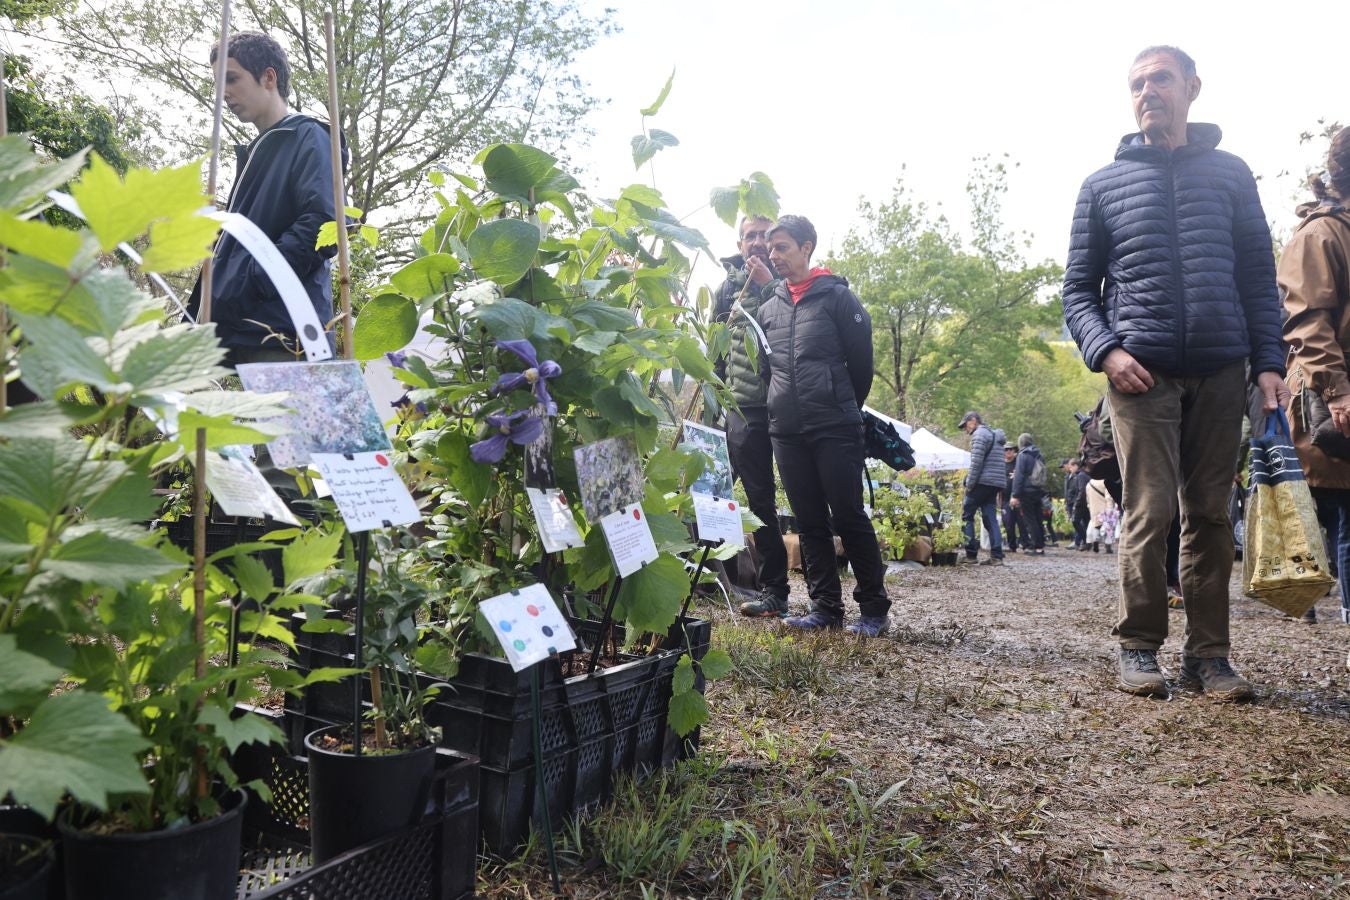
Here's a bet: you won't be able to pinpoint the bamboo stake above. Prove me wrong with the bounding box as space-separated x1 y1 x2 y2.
323 11 384 750
194 0 233 802
1 47 9 416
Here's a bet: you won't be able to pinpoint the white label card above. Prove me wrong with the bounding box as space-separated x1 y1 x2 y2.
692 492 745 548
309 451 420 533
204 450 301 525
526 487 585 553
480 583 578 672
599 503 659 577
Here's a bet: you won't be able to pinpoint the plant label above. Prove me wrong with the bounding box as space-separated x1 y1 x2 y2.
692 492 744 548
480 583 577 672
680 421 733 498
204 449 301 525
238 360 393 468
599 503 658 577
526 487 584 553
310 451 420 533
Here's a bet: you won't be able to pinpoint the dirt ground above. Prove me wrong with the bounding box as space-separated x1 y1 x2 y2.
486 546 1350 898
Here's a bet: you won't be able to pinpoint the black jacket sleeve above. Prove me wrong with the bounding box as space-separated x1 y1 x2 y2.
245 122 338 301
1231 162 1286 377
1063 178 1121 373
834 285 874 405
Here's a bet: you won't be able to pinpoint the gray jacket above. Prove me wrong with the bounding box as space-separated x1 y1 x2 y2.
966 424 1006 489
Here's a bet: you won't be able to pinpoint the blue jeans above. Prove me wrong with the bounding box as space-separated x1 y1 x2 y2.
1311 487 1350 620
963 484 1004 559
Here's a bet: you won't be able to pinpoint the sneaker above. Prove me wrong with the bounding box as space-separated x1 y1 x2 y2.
783 610 843 631
978 557 1004 566
1179 656 1254 702
739 591 789 619
1340 606 1350 625
1033 549 1046 556
845 616 891 637
1118 649 1168 698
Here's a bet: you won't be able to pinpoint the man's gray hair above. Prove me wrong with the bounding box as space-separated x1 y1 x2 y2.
1018 433 1034 450
1133 45 1196 80
738 214 773 235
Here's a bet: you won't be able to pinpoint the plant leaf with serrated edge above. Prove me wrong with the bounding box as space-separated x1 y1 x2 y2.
141 214 221 273
228 553 275 603
631 131 678 170
697 648 733 679
481 144 561 199
666 685 708 737
0 691 150 819
741 172 780 220
353 293 418 360
43 532 179 588
616 554 686 635
197 704 283 754
282 527 343 588
710 186 740 227
70 156 207 252
672 654 695 693
0 212 89 267
639 70 675 117
0 635 62 714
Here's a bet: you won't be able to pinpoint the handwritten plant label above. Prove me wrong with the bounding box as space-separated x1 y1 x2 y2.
692 493 745 548
204 449 301 525
480 583 577 672
309 451 420 533
526 487 585 553
599 503 658 577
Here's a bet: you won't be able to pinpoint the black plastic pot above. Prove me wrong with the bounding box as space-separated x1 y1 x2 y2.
304 723 438 864
58 790 245 900
0 833 54 900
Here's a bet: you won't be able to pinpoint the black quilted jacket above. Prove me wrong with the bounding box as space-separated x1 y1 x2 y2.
756 273 873 435
1062 123 1285 379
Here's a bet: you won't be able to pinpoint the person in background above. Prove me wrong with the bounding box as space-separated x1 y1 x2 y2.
958 411 1007 566
714 215 791 619
1279 125 1350 626
1042 493 1060 546
1010 433 1047 554
1064 459 1090 549
756 215 892 637
1002 443 1024 552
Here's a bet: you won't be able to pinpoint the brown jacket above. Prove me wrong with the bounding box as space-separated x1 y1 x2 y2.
1279 201 1350 488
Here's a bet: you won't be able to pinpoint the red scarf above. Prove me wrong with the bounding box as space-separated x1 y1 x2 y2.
788 267 832 304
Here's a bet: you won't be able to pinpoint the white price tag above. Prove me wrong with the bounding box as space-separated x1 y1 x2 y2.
599 503 659 577
692 493 745 548
309 451 420 533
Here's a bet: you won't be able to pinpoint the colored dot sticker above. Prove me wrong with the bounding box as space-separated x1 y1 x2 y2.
546 646 557 655
728 501 737 511
632 508 642 520
542 626 554 637
375 453 389 466
499 620 512 632
526 604 540 617
513 639 526 652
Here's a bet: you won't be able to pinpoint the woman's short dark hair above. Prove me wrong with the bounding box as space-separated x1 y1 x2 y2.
767 215 817 255
210 31 291 101
1310 127 1350 202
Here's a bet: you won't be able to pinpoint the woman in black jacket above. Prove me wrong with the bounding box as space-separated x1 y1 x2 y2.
756 215 891 636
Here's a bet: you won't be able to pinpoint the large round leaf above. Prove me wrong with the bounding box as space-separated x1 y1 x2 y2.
467 219 539 287
390 254 460 298
481 144 560 199
353 293 418 360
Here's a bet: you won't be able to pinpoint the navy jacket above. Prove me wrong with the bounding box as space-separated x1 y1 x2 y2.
1063 123 1285 379
189 114 339 353
756 273 873 435
1012 444 1046 499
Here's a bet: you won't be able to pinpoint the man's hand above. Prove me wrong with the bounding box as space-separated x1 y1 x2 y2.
1329 393 1350 438
745 255 773 287
1103 348 1155 394
1255 370 1292 415
1009 498 1020 509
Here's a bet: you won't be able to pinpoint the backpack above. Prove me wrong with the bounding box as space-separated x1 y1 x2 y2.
1027 453 1047 489
861 409 916 472
1077 396 1119 481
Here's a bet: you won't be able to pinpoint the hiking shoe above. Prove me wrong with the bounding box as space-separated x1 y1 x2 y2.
783 610 843 631
1118 649 1169 698
978 557 1004 566
845 616 891 638
1179 656 1254 702
739 591 790 619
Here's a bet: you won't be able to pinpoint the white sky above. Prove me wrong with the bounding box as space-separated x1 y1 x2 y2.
568 0 1348 291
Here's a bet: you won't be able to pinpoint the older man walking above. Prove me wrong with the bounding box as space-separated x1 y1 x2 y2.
959 412 1006 565
1062 46 1290 701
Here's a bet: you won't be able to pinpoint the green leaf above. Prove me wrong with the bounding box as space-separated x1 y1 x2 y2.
698 648 734 680
481 144 562 199
359 224 380 247
573 331 618 354
436 431 492 507
672 654 695 693
0 212 90 267
229 553 276 602
467 219 539 287
631 130 679 169
666 686 708 737
315 220 339 250
470 295 540 341
0 691 150 819
571 301 636 332
0 635 63 715
617 554 686 634
639 70 675 117
741 172 780 221
645 509 694 555
120 323 231 398
353 294 418 360
710 186 740 228
141 214 222 273
0 401 81 439
44 532 179 588
0 139 88 211
282 527 343 587
619 184 665 209
197 704 283 754
618 374 662 420
12 312 121 397
390 254 460 298
70 156 208 252
672 338 714 381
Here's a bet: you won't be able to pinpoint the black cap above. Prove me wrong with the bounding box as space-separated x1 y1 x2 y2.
958 411 979 427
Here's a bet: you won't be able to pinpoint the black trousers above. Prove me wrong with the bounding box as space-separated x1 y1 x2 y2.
772 426 890 618
727 407 789 600
1017 490 1045 550
1004 502 1023 549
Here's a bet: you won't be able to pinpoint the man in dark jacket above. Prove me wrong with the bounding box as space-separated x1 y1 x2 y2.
1001 443 1023 551
1062 45 1290 701
958 411 1005 565
1063 459 1090 549
757 215 891 637
714 216 790 618
189 31 339 365
1010 433 1047 554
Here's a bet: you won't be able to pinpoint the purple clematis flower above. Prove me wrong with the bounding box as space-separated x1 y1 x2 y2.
469 410 544 464
491 339 561 415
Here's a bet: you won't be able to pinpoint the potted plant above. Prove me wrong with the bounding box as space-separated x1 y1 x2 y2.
0 145 343 899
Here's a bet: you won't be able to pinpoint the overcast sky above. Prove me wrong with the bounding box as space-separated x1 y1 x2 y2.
569 0 1347 290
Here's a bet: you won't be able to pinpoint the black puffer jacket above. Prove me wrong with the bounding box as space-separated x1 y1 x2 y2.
756 273 873 435
1063 123 1285 379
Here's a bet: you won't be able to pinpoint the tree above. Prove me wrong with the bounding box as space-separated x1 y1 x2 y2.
26 0 614 237
827 157 1062 426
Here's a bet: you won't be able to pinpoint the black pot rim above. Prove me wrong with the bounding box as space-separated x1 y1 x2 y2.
303 723 438 761
0 833 54 897
55 788 246 845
